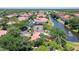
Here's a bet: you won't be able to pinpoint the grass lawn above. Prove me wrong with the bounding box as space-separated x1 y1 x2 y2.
48 20 54 28
0 47 8 51
65 25 71 29
72 29 78 33
48 15 54 27
57 18 64 24
73 42 79 51
34 45 50 51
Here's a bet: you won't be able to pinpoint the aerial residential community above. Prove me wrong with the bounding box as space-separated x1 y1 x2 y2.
0 9 79 51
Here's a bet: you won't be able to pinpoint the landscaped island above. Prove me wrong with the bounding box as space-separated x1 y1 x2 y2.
0 9 79 51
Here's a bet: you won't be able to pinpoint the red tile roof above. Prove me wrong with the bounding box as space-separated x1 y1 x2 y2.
31 31 41 40
18 17 28 21
63 15 71 20
6 13 17 18
20 13 29 17
57 13 73 20
74 13 79 17
0 30 7 37
34 18 48 23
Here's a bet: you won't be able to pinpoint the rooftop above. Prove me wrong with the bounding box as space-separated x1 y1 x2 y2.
18 17 29 21
6 13 17 18
74 13 79 17
56 13 73 20
34 17 48 23
0 30 7 37
31 31 41 40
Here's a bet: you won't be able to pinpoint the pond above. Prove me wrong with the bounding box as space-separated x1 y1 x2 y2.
51 18 79 42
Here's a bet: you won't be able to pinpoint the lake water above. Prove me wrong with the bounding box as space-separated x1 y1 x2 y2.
51 18 79 42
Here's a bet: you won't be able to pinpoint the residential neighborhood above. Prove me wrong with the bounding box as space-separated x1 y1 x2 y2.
0 9 79 51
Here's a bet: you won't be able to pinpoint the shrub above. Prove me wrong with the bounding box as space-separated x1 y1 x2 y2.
34 45 50 51
64 41 74 51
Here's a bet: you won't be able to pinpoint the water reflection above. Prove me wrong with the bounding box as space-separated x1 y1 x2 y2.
52 18 79 42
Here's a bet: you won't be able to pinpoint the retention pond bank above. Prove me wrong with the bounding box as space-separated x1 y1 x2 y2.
51 18 79 42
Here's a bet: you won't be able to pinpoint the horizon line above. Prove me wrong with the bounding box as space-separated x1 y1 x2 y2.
0 7 79 9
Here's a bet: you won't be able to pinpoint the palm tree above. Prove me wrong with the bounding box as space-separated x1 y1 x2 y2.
0 17 9 30
49 28 67 48
68 17 79 33
10 16 18 23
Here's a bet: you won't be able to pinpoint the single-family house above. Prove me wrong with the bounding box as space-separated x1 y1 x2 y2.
33 25 44 32
56 12 73 20
18 13 29 21
0 17 3 22
6 13 17 18
34 17 48 24
74 12 79 17
20 31 31 37
0 30 7 37
31 31 41 40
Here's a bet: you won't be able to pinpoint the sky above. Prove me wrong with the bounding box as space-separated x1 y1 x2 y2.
0 0 79 8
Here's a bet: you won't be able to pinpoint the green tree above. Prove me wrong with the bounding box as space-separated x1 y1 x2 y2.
18 20 28 28
0 17 9 30
0 28 33 51
68 17 79 32
49 28 67 48
64 41 74 51
34 45 50 51
33 34 46 47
